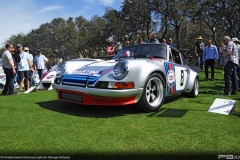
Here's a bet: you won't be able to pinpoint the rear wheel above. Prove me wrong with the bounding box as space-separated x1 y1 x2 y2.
185 77 199 97
137 73 165 112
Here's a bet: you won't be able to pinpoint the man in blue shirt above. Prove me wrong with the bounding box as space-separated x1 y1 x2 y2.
202 40 219 81
168 38 176 48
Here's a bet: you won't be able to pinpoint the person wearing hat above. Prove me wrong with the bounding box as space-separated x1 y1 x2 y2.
1 43 16 95
34 49 48 80
24 47 35 87
222 36 239 96
231 38 240 64
16 44 32 93
195 36 205 70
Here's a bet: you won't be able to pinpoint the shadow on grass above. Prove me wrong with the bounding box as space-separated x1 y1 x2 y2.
199 85 224 95
232 112 240 118
157 108 188 118
147 108 188 118
37 95 187 118
37 100 144 118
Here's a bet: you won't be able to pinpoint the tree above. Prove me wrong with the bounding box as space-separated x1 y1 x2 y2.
152 0 199 49
121 0 152 43
84 15 107 58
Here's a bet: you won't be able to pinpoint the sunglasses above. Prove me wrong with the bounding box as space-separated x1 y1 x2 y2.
24 50 29 51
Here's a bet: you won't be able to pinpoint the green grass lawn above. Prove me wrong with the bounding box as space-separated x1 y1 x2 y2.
0 68 240 160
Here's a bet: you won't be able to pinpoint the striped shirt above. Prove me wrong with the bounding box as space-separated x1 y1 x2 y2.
224 41 239 65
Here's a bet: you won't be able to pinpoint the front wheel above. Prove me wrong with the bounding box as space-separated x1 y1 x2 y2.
137 73 165 112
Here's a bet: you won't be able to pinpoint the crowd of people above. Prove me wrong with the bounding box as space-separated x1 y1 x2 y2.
1 43 48 96
106 33 240 96
3 34 239 97
194 35 240 96
106 33 176 56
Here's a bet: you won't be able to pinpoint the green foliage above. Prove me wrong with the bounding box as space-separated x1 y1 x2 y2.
1 0 240 63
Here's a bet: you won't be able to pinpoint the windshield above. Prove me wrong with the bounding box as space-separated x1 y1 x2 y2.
112 44 167 60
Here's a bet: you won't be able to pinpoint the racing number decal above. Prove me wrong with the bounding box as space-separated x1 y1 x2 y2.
175 66 187 91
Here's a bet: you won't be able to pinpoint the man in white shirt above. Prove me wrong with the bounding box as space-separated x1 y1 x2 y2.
34 49 48 80
16 44 32 92
24 47 35 87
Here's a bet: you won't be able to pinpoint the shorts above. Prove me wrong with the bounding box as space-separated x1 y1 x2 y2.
18 70 30 80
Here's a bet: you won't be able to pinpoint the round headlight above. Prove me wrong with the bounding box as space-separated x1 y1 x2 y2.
113 61 129 80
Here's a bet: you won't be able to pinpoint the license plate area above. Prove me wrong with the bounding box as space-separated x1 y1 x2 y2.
59 92 83 103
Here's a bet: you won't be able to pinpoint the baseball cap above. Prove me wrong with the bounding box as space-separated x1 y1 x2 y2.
16 44 22 47
24 47 29 51
37 49 41 52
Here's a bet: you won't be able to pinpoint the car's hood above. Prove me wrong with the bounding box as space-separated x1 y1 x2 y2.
61 60 117 85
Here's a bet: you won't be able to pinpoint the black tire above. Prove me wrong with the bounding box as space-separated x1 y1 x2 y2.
137 73 165 112
185 77 199 98
0 84 4 91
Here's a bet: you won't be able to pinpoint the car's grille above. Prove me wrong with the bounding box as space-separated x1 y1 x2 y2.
59 92 83 103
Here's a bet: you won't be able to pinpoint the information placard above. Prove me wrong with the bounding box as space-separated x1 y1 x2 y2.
208 98 236 115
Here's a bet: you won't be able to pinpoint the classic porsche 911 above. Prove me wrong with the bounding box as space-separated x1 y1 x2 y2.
52 43 199 112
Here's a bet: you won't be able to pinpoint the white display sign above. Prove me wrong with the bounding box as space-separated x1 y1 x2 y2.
208 98 236 115
24 86 36 94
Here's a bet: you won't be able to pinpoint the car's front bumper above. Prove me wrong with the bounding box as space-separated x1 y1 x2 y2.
52 83 143 106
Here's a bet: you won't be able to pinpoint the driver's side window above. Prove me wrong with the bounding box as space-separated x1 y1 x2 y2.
169 51 174 62
171 49 182 65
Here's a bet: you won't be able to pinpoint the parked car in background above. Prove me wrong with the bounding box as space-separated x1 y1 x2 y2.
53 43 200 112
38 58 104 90
0 73 20 91
0 63 6 90
0 73 6 90
0 67 40 91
